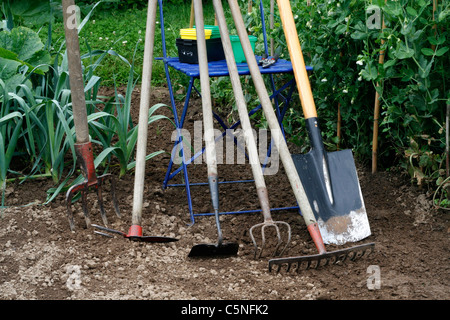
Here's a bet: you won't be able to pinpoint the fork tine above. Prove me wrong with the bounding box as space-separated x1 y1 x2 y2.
66 191 76 231
65 172 121 231
109 175 121 218
250 220 292 259
96 183 108 227
80 189 91 228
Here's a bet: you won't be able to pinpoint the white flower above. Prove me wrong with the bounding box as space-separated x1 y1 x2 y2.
99 37 103 40
138 30 142 34
358 76 362 81
321 78 327 82
343 89 348 93
122 40 128 45
356 60 364 66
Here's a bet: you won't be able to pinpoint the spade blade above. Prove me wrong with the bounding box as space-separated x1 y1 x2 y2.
292 149 371 245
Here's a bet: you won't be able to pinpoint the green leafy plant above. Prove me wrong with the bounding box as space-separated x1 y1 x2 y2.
0 25 51 93
359 0 449 185
0 87 23 206
263 0 448 191
0 1 173 206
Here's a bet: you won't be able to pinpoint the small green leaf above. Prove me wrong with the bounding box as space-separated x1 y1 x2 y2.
435 47 449 57
421 48 435 56
395 42 415 59
383 59 396 69
383 2 402 17
406 7 417 17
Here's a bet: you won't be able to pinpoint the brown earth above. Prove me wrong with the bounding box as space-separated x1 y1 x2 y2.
0 85 449 303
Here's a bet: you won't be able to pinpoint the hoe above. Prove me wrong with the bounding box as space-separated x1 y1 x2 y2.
93 0 178 243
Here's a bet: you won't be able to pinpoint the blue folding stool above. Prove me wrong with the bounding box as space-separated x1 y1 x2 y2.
156 0 312 224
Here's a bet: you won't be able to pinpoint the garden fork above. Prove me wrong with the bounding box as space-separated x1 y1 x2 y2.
249 204 291 259
63 0 120 231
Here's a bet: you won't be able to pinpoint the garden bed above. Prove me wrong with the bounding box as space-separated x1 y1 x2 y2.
0 86 448 301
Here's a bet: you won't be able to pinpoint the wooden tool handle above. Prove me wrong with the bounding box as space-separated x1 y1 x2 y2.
194 0 218 178
132 0 158 225
213 0 272 220
62 0 90 143
227 0 317 227
276 0 317 120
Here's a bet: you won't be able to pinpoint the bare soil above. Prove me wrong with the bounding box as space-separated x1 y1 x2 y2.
0 86 449 302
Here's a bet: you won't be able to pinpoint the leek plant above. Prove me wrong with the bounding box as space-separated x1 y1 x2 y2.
87 43 174 178
1 1 173 205
0 100 23 207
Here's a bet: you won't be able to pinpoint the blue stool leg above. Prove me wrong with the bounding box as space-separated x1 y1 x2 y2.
159 0 194 223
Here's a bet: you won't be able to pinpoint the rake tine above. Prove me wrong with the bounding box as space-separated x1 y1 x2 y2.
323 256 330 267
285 263 291 273
268 242 375 273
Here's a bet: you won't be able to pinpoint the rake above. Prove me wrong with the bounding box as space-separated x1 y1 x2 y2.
269 243 375 272
63 0 120 231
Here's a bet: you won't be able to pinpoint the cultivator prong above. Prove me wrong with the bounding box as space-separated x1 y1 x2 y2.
249 219 291 259
65 142 121 231
268 242 375 273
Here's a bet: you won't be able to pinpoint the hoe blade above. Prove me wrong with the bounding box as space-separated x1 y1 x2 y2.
292 149 371 245
127 235 179 243
188 243 239 258
92 224 179 243
268 242 375 273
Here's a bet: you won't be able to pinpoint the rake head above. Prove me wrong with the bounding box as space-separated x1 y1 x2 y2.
249 220 292 259
268 242 375 273
66 142 121 231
